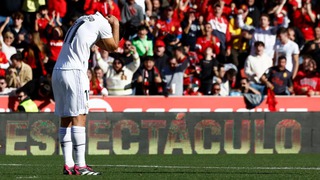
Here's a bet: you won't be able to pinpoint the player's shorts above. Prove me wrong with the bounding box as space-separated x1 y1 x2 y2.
52 69 89 117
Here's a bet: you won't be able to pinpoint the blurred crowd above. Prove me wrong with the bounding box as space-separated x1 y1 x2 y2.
0 0 320 101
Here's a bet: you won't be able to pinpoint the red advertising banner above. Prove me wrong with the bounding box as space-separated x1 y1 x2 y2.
1 96 319 112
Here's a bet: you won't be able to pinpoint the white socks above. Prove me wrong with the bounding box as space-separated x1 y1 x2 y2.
71 126 86 167
59 127 74 167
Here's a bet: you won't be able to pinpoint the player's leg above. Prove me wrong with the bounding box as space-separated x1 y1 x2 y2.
59 117 75 175
71 114 87 168
72 115 101 175
70 70 101 175
52 69 77 175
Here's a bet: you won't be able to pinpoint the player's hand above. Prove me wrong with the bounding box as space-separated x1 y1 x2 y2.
106 15 119 27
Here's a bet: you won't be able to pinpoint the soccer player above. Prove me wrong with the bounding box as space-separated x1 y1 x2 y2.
51 12 119 175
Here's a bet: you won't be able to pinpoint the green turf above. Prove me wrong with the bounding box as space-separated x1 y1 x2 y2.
1 154 320 179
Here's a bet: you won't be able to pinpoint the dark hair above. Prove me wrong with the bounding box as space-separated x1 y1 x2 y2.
12 11 24 20
138 25 148 31
302 54 313 60
241 77 249 83
0 76 7 85
39 84 51 97
113 58 125 66
10 52 24 61
164 33 177 43
308 59 317 69
226 68 237 77
149 15 158 20
143 56 154 61
94 66 103 72
254 41 265 47
173 45 184 52
15 88 26 95
38 5 48 11
278 55 287 61
212 82 220 87
214 2 222 7
277 27 288 36
260 13 270 21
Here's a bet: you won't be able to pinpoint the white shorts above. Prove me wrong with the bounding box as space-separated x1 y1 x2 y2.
52 69 89 117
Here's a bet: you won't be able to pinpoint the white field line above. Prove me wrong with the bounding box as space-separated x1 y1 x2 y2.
16 176 39 179
1 164 320 171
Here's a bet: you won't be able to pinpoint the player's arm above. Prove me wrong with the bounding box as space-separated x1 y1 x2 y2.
96 15 120 52
96 38 118 52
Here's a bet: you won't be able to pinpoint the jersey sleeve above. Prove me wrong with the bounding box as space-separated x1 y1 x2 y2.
99 19 113 39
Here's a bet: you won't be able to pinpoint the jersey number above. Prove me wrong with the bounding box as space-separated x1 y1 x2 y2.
64 21 85 44
84 90 89 101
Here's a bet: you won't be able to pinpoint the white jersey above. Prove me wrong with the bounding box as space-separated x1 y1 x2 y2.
52 12 113 117
274 40 299 72
54 12 113 73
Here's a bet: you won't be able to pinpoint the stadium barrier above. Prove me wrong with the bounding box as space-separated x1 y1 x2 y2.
0 96 320 112
1 112 320 155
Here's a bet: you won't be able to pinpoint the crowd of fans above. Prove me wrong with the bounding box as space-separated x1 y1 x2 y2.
0 0 319 100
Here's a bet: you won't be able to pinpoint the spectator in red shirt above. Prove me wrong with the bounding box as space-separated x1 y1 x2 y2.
22 32 47 78
47 0 67 21
206 2 231 62
34 5 50 44
83 0 97 15
267 0 289 27
183 78 202 96
154 6 182 40
91 0 121 21
195 22 220 60
202 0 234 19
294 58 320 96
45 26 64 75
0 42 9 77
87 68 108 96
170 0 191 21
292 0 316 41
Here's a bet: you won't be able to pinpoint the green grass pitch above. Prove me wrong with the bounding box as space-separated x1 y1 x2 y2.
1 154 320 179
